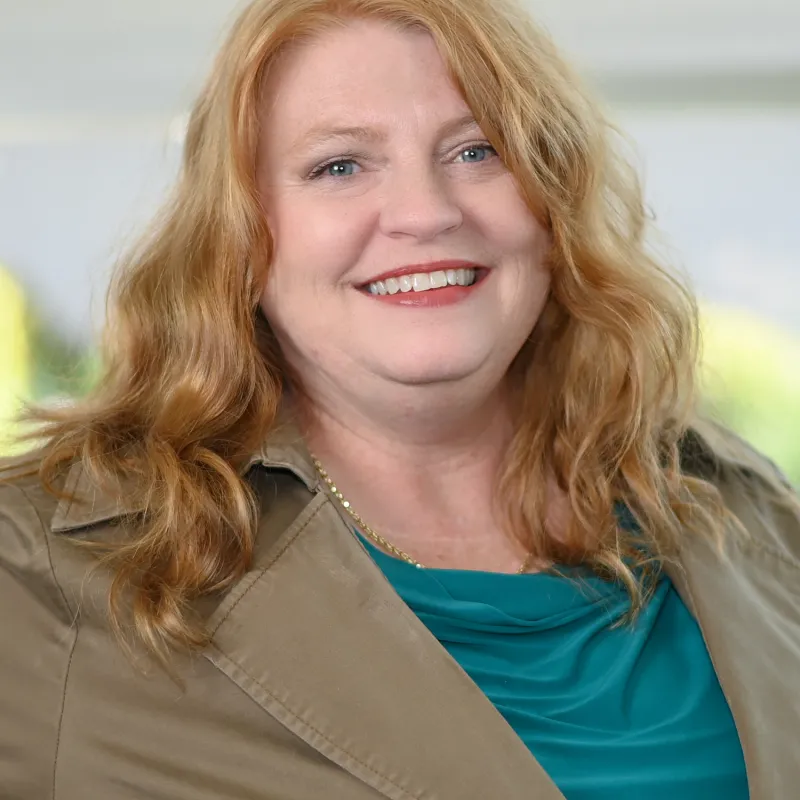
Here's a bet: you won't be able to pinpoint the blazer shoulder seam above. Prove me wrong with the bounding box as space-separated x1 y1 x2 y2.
731 524 800 573
10 482 76 621
52 625 79 800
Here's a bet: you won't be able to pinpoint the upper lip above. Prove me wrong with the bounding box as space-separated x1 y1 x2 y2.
358 260 488 287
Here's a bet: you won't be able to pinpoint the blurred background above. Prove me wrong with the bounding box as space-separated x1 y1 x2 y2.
1 0 798 480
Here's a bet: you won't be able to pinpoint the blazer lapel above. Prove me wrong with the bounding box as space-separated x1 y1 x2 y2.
203 470 564 800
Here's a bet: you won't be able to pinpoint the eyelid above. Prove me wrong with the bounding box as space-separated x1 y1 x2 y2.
308 140 498 179
451 140 497 159
307 152 363 179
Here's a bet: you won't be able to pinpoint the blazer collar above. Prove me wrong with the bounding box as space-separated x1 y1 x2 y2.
49 412 318 533
49 411 758 534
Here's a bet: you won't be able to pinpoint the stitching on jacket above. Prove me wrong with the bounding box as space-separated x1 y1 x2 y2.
207 494 421 799
52 629 78 800
9 483 75 619
8 482 80 799
722 480 800 572
732 527 800 573
210 493 328 632
208 644 419 800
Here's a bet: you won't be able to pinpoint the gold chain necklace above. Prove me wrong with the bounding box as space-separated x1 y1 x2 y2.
311 455 535 574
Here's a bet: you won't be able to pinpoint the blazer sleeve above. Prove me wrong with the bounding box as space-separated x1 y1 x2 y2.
0 481 77 799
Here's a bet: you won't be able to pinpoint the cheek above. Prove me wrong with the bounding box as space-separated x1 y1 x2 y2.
497 215 552 290
492 203 552 319
469 176 550 252
258 195 365 325
504 201 549 253
269 193 369 277
507 194 552 276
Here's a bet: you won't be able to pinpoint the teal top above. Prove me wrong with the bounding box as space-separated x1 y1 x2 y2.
358 533 748 799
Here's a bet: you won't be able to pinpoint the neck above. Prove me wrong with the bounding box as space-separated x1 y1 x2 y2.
302 378 513 474
296 382 532 571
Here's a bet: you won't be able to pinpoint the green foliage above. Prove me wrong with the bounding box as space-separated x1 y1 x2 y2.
0 270 99 453
699 304 800 485
26 314 101 403
0 267 30 452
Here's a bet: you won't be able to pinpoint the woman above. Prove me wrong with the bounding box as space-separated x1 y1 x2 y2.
1 0 798 798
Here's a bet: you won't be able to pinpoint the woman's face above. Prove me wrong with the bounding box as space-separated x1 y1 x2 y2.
257 19 551 406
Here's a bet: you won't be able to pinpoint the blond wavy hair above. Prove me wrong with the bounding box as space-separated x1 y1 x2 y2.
8 0 739 661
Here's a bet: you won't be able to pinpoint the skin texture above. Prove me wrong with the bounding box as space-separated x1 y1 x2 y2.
257 19 554 571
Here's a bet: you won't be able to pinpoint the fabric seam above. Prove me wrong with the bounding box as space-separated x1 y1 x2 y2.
9 482 75 618
51 630 78 800
210 492 327 633
207 493 420 799
208 643 418 800
8 482 79 800
731 526 800 572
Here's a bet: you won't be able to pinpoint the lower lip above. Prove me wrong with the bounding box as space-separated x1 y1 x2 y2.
359 274 487 308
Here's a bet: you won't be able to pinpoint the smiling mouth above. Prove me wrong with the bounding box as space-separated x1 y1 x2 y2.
361 267 484 296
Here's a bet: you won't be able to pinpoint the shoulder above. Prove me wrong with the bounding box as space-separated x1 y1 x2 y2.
681 416 793 488
0 450 76 619
681 417 800 563
0 452 83 794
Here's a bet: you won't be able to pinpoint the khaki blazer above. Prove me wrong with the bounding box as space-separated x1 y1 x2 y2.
0 420 798 799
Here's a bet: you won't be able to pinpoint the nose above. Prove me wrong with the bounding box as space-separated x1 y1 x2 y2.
378 163 463 242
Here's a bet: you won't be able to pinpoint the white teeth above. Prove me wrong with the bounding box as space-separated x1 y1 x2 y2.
366 268 477 296
412 273 431 292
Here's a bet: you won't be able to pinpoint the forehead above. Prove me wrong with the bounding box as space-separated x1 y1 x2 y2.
260 19 473 147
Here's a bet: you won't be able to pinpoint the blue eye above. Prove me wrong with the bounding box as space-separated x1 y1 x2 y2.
458 144 497 163
310 159 359 179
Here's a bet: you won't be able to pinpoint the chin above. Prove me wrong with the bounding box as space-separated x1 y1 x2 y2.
375 352 491 387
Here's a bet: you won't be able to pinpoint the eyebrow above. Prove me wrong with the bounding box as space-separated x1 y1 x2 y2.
292 112 482 151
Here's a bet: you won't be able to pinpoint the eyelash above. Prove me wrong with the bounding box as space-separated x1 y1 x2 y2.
308 141 499 180
308 152 361 180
